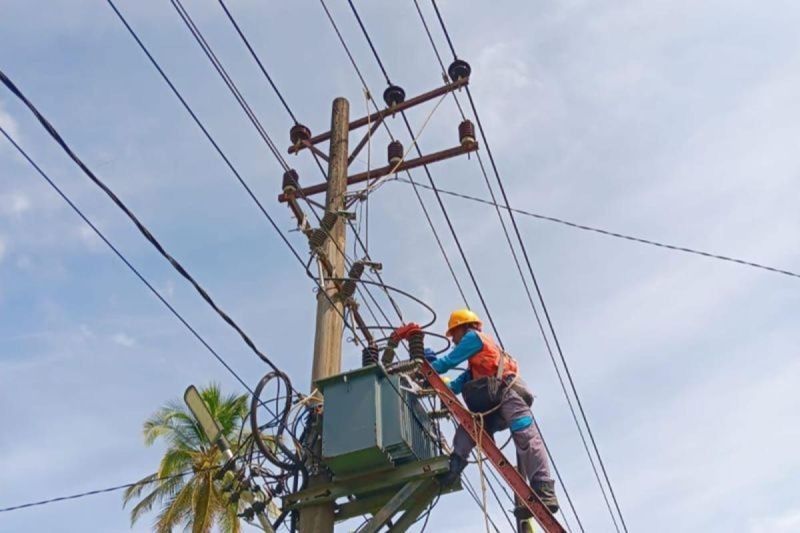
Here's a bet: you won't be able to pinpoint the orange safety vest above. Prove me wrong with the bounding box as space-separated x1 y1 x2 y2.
468 331 519 380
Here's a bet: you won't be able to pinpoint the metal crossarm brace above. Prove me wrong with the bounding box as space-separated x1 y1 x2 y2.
287 77 469 154
278 142 478 202
418 360 567 533
359 479 428 533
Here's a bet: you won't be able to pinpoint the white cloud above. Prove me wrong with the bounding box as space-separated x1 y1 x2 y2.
77 224 102 252
111 332 135 348
0 235 7 264
0 101 19 139
750 509 800 533
0 192 31 216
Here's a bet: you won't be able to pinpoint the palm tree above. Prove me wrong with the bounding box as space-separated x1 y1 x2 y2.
123 384 249 533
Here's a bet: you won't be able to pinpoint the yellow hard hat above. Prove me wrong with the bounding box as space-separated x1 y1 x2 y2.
446 309 482 337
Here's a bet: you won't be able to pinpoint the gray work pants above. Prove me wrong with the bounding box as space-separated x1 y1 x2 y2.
453 381 552 483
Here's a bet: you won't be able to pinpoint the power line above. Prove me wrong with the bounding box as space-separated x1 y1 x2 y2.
317 0 471 306
428 2 629 530
345 0 504 346
103 0 366 348
175 0 400 334
0 125 254 394
0 66 299 375
0 469 197 514
409 3 612 526
338 3 582 530
395 178 800 281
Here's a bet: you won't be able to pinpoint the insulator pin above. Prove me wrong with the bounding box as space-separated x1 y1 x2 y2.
429 409 451 420
362 346 379 367
408 330 425 360
289 124 311 145
387 140 404 166
282 169 300 193
383 85 406 108
448 59 472 82
459 119 476 147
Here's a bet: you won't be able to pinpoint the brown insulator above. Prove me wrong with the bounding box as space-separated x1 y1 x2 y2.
289 124 311 145
320 210 338 231
448 59 472 82
387 140 404 166
307 211 339 251
459 119 476 147
383 85 406 108
381 341 397 366
428 409 452 420
362 346 379 367
282 169 300 193
408 330 425 360
341 261 366 300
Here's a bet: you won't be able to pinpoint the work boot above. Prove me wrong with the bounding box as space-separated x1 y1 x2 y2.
438 453 468 486
515 480 560 517
532 479 560 514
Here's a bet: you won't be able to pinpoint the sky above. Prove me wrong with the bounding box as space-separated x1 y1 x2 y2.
1 0 799 532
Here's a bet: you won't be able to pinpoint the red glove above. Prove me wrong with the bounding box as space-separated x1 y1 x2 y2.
390 322 422 344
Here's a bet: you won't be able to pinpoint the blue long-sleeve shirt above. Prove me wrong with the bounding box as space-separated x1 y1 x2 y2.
431 330 484 394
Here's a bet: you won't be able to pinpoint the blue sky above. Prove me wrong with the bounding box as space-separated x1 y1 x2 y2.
1 1 799 532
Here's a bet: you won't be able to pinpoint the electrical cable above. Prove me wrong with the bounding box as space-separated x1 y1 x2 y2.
394 178 800 281
428 2 629 530
317 0 471 306
214 0 298 124
339 5 588 530
0 66 308 375
206 0 408 335
0 469 197 514
344 0 506 349
103 0 366 349
0 126 254 394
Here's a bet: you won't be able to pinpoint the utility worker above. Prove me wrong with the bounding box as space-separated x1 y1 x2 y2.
431 309 559 514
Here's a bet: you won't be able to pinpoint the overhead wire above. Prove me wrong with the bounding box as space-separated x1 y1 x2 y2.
0 125 254 394
210 0 409 331
167 0 389 340
395 178 800 281
103 0 367 353
0 69 300 375
408 2 591 528
428 1 629 530
317 0 471 306
333 3 536 529
344 0 504 347
340 3 586 530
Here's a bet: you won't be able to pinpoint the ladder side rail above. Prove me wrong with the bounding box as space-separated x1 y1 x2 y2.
418 360 566 533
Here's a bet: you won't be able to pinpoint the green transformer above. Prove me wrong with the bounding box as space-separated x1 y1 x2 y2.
317 364 438 476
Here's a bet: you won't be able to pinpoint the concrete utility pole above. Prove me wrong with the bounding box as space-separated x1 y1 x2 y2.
298 97 350 533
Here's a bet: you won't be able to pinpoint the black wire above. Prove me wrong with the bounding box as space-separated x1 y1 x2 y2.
0 469 197 514
202 0 408 333
214 0 298 124
317 0 471 306
344 0 505 347
170 0 287 171
0 69 292 375
104 0 364 348
340 5 590 530
395 178 800 281
345 0 391 84
0 126 254 394
429 2 629 530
